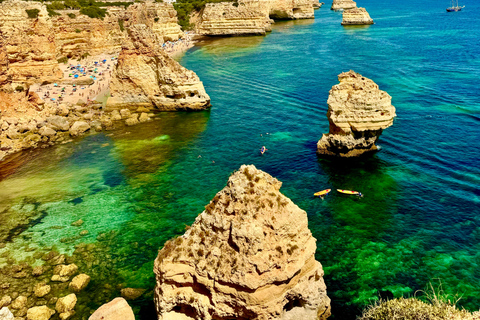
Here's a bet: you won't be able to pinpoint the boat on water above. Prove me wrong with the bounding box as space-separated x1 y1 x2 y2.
447 0 464 12
260 146 266 155
337 189 362 196
314 189 331 197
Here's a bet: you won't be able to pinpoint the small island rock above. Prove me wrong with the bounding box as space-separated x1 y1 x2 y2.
341 7 374 25
317 70 396 157
331 0 356 10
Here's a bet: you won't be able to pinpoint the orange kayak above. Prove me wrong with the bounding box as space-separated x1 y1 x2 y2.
314 189 331 197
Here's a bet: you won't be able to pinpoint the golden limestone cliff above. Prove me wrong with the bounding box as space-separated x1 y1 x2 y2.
317 71 396 157
268 0 314 20
106 25 210 111
52 8 127 59
125 2 184 42
0 29 9 89
330 0 356 11
341 7 373 25
196 0 272 36
154 165 331 320
0 0 62 86
196 0 316 36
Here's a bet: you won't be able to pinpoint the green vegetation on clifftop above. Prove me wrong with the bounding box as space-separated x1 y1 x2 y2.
174 0 238 30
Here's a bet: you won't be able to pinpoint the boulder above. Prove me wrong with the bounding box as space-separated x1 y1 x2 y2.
0 296 12 308
71 219 84 227
53 264 78 278
0 307 13 320
69 121 90 136
125 115 139 126
46 116 70 131
154 165 331 320
38 127 56 137
317 71 396 157
138 113 150 123
33 283 51 298
32 266 44 277
26 306 55 320
69 274 90 293
10 296 27 310
120 288 146 301
88 298 134 320
55 294 76 314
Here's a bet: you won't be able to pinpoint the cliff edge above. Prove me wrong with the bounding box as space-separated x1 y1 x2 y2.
106 24 210 111
317 70 396 157
154 164 331 320
341 7 373 25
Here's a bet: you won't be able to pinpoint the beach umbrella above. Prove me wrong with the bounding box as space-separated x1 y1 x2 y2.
93 77 97 80
54 83 58 87
74 74 79 78
51 98 55 101
73 84 76 87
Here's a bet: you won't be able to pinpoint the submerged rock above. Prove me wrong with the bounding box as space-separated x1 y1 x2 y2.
341 7 373 25
69 274 90 293
55 294 76 314
120 288 145 301
88 298 134 320
317 70 396 157
33 283 50 298
154 165 331 320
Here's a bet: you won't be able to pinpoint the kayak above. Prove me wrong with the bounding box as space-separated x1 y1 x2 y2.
314 189 331 197
260 146 266 155
337 189 361 195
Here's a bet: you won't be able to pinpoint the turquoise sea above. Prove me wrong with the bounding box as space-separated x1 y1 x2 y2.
1 0 480 318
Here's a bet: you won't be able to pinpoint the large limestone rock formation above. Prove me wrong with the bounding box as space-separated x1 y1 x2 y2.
196 0 272 36
341 7 373 25
126 2 184 42
154 165 331 320
269 0 314 19
106 25 210 111
52 9 127 59
0 0 62 86
317 70 396 157
330 0 356 11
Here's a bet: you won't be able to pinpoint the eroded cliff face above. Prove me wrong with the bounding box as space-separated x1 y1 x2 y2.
331 0 356 10
106 25 210 111
317 70 396 157
0 30 9 89
341 7 373 25
196 0 272 36
52 9 127 59
126 2 184 42
269 0 314 20
0 0 62 86
154 164 331 320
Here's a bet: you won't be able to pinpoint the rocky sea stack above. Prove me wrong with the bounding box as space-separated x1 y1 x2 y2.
154 165 331 320
341 7 374 25
317 70 396 157
106 24 210 111
330 0 356 11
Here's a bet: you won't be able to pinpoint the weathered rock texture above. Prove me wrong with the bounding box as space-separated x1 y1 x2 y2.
154 165 331 320
88 298 134 320
269 0 314 19
0 0 62 85
330 0 356 10
341 7 373 25
0 30 10 89
312 0 324 9
106 25 210 111
317 70 396 157
196 0 272 36
125 2 184 42
52 9 127 59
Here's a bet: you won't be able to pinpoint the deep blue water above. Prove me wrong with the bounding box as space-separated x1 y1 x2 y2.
1 0 480 318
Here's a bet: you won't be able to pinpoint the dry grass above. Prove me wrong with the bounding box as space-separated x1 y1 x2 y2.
359 282 480 320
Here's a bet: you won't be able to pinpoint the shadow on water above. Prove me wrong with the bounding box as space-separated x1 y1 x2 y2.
313 154 401 319
194 35 266 56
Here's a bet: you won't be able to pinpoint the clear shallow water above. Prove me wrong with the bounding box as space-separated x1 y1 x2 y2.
1 0 480 318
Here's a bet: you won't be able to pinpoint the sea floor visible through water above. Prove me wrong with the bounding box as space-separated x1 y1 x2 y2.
1 0 480 318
